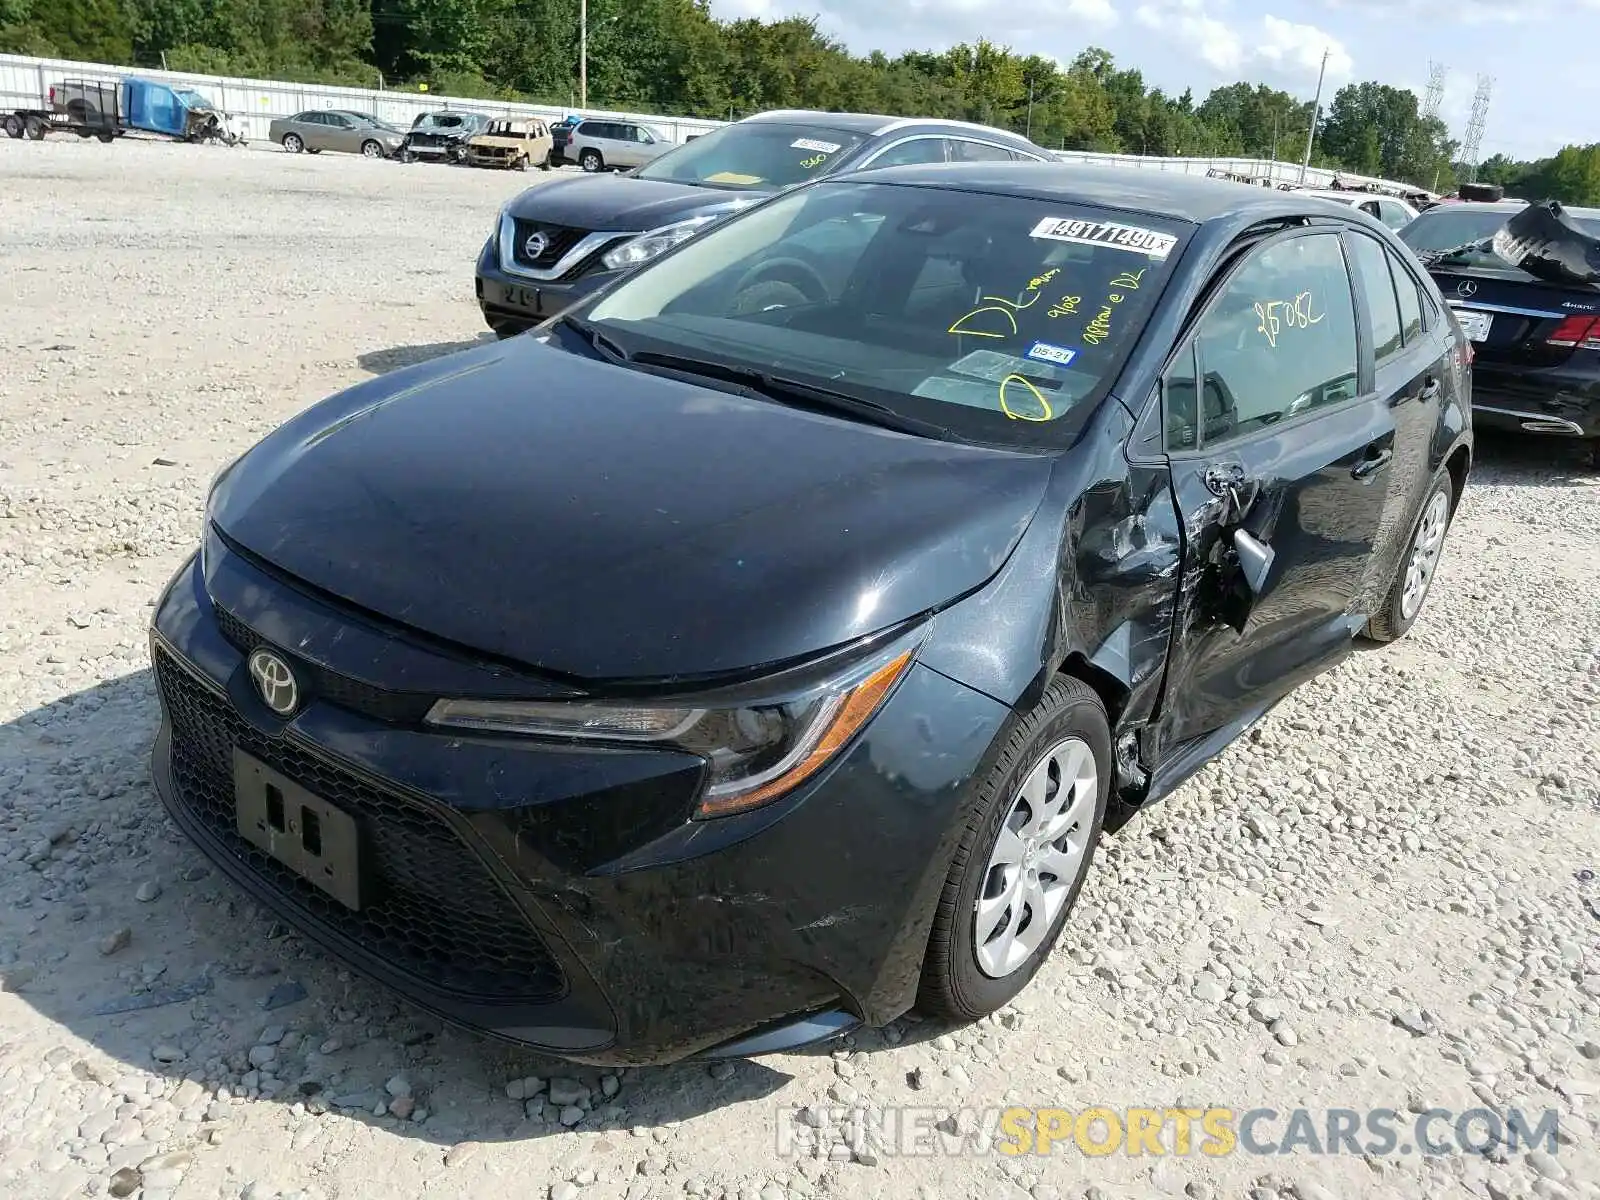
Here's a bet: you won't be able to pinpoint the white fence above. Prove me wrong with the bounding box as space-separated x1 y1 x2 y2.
0 53 726 145
1 52 1422 195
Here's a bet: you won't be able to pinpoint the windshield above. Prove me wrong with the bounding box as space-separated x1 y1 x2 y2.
1400 205 1600 268
174 90 214 109
583 180 1188 447
633 122 867 190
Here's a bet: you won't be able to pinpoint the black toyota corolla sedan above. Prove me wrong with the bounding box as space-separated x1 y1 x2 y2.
150 165 1472 1065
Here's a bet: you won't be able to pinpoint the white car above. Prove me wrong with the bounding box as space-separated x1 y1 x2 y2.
565 118 673 173
1301 189 1419 231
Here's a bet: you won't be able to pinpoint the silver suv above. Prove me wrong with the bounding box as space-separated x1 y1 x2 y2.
566 119 672 173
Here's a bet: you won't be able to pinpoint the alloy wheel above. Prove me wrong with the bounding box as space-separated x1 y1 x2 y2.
973 736 1098 979
1400 490 1450 621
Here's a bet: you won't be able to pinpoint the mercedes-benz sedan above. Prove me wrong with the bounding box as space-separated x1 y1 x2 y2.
151 165 1472 1065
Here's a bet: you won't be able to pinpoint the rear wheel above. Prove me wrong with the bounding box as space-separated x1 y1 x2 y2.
579 148 603 172
360 139 383 158
281 133 303 153
3 114 22 139
23 115 45 140
1364 472 1455 643
917 675 1110 1022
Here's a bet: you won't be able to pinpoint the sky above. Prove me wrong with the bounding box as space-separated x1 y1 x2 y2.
708 0 1591 163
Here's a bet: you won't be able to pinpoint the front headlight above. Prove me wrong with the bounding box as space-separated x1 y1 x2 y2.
600 215 719 270
425 633 921 818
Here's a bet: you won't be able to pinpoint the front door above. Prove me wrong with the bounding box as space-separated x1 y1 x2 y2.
1153 228 1393 751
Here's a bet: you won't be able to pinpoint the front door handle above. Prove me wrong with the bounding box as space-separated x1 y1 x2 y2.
1351 447 1393 480
1420 376 1442 401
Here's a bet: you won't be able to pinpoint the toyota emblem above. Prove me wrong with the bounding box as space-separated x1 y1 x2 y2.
524 231 549 260
248 648 300 717
1456 279 1478 298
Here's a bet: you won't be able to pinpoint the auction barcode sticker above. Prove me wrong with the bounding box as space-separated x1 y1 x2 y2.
791 138 842 154
1029 217 1178 259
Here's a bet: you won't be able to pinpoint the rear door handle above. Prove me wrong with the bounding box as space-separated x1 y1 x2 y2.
1351 446 1393 480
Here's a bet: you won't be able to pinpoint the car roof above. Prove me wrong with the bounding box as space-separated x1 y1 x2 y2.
740 109 1037 144
824 162 1366 226
1301 189 1408 203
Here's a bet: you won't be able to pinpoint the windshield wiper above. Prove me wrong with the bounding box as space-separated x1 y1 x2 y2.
626 350 951 439
554 313 630 361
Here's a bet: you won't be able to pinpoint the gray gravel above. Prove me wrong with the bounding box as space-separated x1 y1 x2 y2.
2 135 1599 1200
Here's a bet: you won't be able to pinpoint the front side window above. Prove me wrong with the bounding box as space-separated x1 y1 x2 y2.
1189 233 1359 448
583 180 1189 448
867 138 950 168
633 121 867 191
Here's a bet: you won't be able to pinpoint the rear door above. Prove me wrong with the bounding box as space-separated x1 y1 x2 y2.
1152 227 1394 750
1340 228 1453 608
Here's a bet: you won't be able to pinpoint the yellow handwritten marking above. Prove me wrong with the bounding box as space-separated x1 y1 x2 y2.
1083 305 1114 345
1047 295 1081 318
947 305 1017 339
1109 268 1146 291
1253 291 1323 348
951 268 1065 337
999 374 1053 422
800 154 826 169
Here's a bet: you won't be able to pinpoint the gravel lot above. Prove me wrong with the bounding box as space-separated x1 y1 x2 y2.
1 137 1598 1200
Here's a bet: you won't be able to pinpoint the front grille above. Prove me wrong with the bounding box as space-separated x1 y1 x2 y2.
155 646 565 1002
214 607 433 725
512 219 587 270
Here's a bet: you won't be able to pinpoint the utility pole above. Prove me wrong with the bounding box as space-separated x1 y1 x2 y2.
1300 47 1329 183
579 0 588 109
1026 78 1034 141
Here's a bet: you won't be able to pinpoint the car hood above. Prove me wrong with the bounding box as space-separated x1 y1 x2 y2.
209 337 1053 684
502 174 768 233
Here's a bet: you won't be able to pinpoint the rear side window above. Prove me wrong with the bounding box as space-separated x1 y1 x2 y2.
1388 251 1425 343
1189 233 1359 447
951 139 1014 162
1347 234 1403 363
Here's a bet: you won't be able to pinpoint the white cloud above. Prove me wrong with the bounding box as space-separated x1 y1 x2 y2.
1134 1 1351 89
1064 0 1120 27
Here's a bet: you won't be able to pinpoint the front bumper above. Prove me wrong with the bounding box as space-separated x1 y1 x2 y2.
475 236 623 332
148 540 1010 1064
1470 363 1600 439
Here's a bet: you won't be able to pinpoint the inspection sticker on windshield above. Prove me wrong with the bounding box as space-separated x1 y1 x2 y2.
1024 341 1078 367
1029 217 1178 259
791 138 841 154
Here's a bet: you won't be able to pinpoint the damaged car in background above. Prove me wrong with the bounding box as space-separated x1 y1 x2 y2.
1399 197 1600 467
399 109 489 164
151 167 1472 1065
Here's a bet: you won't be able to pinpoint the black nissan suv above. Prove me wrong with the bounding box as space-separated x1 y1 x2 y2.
474 108 1052 336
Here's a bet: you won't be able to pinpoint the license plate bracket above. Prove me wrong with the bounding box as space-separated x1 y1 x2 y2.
1455 308 1492 342
233 749 362 910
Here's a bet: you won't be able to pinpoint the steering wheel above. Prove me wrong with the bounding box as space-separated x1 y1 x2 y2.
728 258 829 314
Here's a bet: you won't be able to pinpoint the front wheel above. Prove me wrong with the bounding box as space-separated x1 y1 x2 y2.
23 115 45 140
917 675 1110 1022
282 133 303 153
360 139 383 158
579 148 603 172
1364 472 1455 643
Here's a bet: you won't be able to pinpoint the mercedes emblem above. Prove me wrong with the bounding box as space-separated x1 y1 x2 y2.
524 230 549 260
1456 279 1477 298
248 648 300 717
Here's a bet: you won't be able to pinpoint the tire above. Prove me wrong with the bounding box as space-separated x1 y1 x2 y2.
515 154 529 171
917 675 1111 1023
579 148 603 172
1364 471 1455 643
75 128 93 139
360 140 383 158
3 114 22 139
306 147 321 154
282 133 303 153
95 130 114 144
399 147 415 164
23 115 45 140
